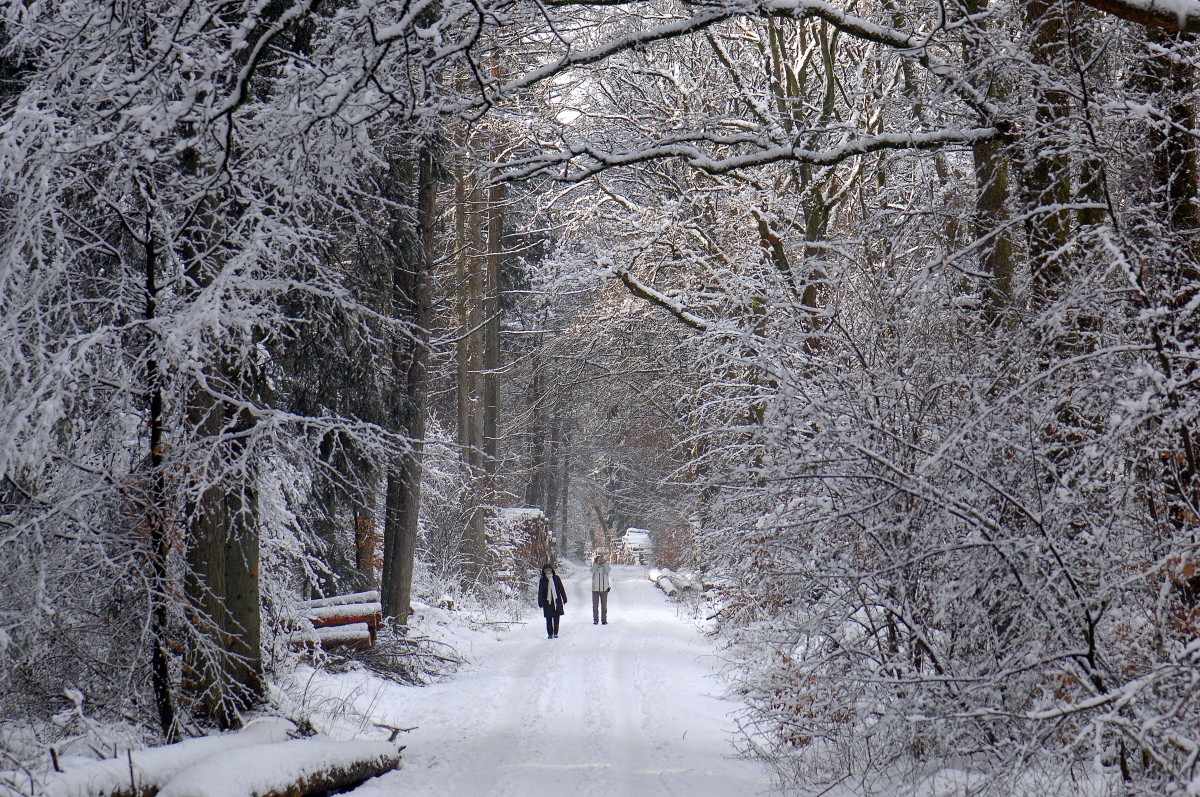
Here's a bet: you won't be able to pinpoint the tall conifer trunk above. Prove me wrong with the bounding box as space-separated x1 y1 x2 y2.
1023 0 1073 306
963 0 1016 323
142 213 176 739
381 147 437 624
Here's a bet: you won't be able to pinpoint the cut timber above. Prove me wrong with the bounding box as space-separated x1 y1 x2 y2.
620 528 653 564
294 593 383 652
659 568 698 590
302 590 380 609
156 738 401 797
42 718 297 797
306 602 383 638
313 623 372 651
647 569 678 597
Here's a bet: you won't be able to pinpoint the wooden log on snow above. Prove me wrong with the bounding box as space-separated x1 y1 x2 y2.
290 623 373 652
156 738 402 797
647 569 677 596
42 718 297 797
306 602 383 638
312 623 373 651
660 568 697 590
301 590 380 609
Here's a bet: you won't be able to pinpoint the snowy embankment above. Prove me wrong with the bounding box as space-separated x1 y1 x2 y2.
295 563 772 797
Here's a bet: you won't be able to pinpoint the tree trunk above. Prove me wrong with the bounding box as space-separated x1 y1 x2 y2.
143 216 176 740
544 407 562 534
1023 0 1073 306
381 146 436 625
964 0 1016 323
484 176 503 468
353 502 379 582
525 349 547 509
1141 28 1200 539
455 164 488 574
183 388 234 726
559 429 573 555
222 412 262 713
480 171 504 566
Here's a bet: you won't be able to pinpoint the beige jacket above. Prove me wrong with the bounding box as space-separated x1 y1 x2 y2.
591 561 612 592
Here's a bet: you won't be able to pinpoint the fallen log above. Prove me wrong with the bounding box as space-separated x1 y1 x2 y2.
306 602 383 638
647 569 678 597
660 568 698 590
156 738 401 797
311 623 373 651
42 718 297 797
302 590 380 609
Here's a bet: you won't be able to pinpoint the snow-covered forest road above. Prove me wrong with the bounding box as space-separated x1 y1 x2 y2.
345 564 772 796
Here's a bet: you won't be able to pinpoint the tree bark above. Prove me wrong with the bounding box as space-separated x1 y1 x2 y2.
1140 28 1200 536
559 429 573 555
454 163 488 574
964 3 1016 324
484 176 503 468
1023 0 1073 306
222 426 262 712
143 216 176 740
183 388 233 726
381 146 436 625
525 350 547 510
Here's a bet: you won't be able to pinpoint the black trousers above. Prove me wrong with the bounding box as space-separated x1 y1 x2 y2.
545 614 560 636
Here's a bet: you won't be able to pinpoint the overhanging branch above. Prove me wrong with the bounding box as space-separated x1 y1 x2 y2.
612 267 710 331
505 127 998 182
1072 0 1200 33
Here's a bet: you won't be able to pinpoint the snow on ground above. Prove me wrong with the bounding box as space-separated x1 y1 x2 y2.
40 718 298 797
156 737 399 797
296 564 775 796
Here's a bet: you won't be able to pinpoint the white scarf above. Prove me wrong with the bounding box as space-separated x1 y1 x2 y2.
544 573 558 611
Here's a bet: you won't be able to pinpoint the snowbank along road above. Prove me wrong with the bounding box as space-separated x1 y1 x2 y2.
344 564 772 796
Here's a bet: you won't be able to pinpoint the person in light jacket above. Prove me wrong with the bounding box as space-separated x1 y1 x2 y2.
538 563 567 639
591 553 612 625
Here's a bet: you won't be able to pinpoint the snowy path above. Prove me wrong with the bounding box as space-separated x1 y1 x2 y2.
342 564 773 796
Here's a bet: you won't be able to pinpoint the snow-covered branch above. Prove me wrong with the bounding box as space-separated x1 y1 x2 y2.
1073 0 1200 33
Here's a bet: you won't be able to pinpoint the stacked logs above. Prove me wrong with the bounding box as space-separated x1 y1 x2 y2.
294 591 383 652
648 568 699 597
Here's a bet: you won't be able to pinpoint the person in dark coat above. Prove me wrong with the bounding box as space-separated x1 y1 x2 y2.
538 563 567 639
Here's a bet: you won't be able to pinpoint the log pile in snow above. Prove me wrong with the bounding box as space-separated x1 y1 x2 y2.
647 569 678 596
659 568 699 591
311 623 373 651
302 590 380 609
648 568 700 596
619 528 653 564
41 718 402 797
291 591 383 651
307 603 383 637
